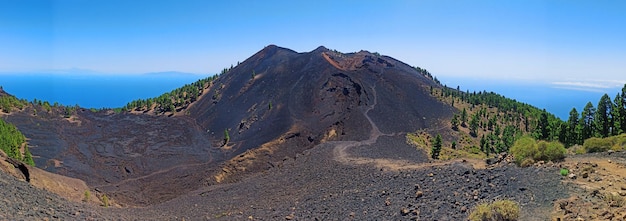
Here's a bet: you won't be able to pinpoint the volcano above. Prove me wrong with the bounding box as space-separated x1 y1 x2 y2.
0 45 571 220
3 45 454 206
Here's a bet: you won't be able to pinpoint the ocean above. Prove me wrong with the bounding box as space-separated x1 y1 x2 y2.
0 72 211 109
0 73 619 120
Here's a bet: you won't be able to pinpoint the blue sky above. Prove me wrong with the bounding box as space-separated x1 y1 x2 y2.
1 0 625 91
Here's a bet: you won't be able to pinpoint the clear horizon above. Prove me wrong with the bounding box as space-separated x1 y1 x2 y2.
2 1 626 95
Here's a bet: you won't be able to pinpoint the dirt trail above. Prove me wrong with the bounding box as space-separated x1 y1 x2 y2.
332 75 484 171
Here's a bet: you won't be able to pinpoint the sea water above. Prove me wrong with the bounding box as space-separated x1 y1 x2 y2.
0 72 211 109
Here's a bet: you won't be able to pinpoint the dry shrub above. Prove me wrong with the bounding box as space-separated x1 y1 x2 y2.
469 199 520 221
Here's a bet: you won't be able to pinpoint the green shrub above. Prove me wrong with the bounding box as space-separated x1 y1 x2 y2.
542 141 566 162
560 168 569 176
611 134 626 151
491 200 520 220
469 199 520 221
510 137 538 165
510 136 566 166
584 137 612 153
468 203 492 221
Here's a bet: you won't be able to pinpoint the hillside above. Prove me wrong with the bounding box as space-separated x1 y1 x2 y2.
1 45 623 220
1 45 456 207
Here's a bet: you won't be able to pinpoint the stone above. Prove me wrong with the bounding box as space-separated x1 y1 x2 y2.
401 208 410 216
415 191 423 198
568 173 577 179
285 214 294 220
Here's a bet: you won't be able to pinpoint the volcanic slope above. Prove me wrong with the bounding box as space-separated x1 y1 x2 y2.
1 45 453 207
189 45 456 184
0 45 572 220
139 47 567 220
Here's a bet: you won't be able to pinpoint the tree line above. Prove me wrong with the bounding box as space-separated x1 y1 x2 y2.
424 66 626 159
562 85 626 147
0 118 34 166
123 74 219 114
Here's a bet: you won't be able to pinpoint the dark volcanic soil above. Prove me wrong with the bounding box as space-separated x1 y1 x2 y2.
0 169 124 220
135 141 568 221
0 45 571 220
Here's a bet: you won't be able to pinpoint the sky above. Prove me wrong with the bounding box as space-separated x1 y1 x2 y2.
1 0 625 91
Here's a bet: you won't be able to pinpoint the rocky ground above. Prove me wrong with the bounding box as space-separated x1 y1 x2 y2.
552 151 626 221
2 136 573 220
0 169 125 220
139 138 569 221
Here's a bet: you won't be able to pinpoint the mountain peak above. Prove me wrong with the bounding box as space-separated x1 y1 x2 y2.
312 45 330 52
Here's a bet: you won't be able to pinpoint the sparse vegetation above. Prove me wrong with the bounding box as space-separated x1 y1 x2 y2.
101 194 109 207
560 168 569 176
223 129 230 146
83 190 91 202
603 192 625 208
509 136 565 167
468 199 520 221
0 92 27 113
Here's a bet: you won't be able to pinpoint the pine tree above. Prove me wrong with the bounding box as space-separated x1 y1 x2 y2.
595 94 612 137
580 102 595 140
566 108 580 146
502 125 516 149
614 87 626 135
461 108 468 127
469 113 479 137
612 93 622 135
620 84 626 133
451 114 460 130
431 134 442 159
535 110 550 140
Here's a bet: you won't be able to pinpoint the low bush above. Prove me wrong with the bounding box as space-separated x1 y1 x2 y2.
469 199 520 221
83 190 91 202
584 137 612 153
468 203 491 221
101 194 109 207
510 136 566 167
584 134 626 153
538 141 566 162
